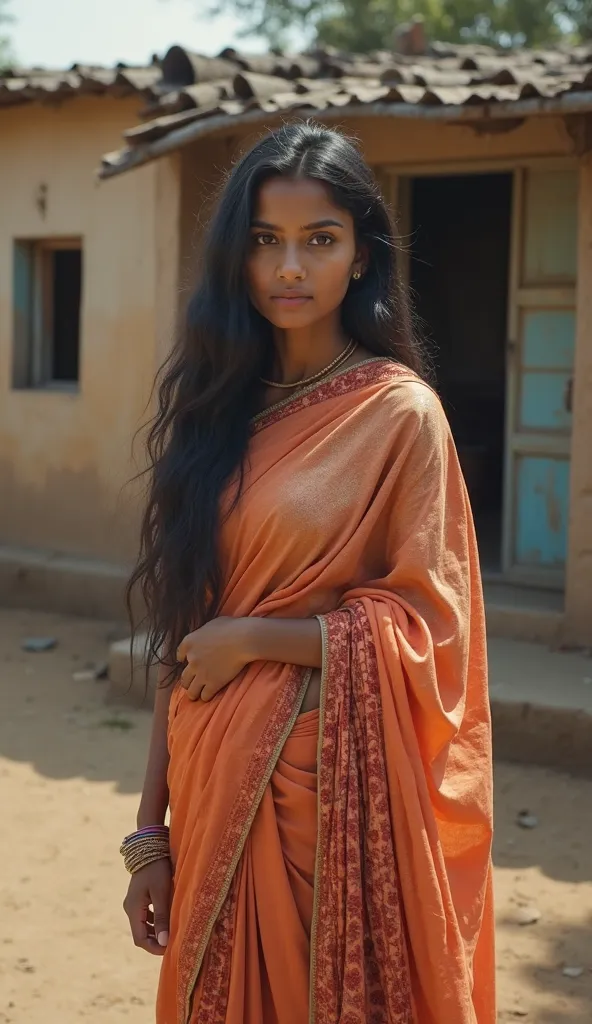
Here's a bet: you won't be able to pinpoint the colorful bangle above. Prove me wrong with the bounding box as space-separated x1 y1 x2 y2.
122 825 169 842
120 825 170 875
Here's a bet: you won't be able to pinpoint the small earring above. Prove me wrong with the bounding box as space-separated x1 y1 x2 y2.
353 271 361 280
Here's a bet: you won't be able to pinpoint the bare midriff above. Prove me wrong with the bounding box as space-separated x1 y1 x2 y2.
300 666 322 714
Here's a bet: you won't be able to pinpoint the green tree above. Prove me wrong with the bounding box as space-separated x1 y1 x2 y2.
213 0 592 51
0 0 15 70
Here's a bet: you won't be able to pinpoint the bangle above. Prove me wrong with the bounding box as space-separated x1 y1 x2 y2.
120 825 170 875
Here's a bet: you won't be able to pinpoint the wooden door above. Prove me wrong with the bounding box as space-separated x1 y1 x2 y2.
503 167 578 585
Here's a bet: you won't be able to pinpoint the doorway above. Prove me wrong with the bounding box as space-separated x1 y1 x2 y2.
408 173 513 573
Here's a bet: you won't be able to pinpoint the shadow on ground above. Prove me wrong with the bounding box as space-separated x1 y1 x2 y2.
0 608 149 794
493 761 592 885
2 606 592 897
495 914 592 1022
494 762 592 1019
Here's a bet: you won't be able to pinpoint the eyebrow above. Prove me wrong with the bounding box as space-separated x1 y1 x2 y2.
251 218 345 231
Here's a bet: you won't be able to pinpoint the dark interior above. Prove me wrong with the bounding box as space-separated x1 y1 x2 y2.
409 172 513 572
52 248 82 383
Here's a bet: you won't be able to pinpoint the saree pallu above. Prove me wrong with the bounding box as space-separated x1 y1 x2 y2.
157 360 495 1024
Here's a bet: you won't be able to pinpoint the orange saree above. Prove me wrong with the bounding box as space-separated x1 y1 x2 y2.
156 360 495 1024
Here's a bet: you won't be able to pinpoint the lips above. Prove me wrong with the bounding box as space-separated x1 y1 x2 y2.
270 294 312 307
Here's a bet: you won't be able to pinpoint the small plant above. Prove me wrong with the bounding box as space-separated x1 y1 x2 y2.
99 715 134 731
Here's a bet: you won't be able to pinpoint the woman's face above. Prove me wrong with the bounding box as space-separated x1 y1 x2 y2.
246 176 364 330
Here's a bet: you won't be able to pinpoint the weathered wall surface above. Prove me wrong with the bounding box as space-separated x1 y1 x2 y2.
566 154 592 645
195 110 573 171
350 112 573 165
179 135 233 289
0 97 159 564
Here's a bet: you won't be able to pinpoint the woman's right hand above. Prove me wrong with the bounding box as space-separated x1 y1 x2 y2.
123 857 172 956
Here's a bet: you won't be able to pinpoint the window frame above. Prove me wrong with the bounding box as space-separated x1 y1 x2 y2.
12 236 83 392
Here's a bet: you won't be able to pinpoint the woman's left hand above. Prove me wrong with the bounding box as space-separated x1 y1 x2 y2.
176 618 251 702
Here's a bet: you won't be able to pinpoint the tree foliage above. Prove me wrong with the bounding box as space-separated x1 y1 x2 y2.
213 0 592 52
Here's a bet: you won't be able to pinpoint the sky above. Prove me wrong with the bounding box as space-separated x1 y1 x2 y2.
8 0 269 69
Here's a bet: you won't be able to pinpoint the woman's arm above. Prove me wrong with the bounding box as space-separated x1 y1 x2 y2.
242 617 322 670
136 663 173 828
123 663 174 958
176 616 322 703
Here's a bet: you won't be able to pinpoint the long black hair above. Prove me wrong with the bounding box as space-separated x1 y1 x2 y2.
127 120 427 674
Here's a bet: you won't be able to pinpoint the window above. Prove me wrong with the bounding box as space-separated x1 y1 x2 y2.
12 238 83 389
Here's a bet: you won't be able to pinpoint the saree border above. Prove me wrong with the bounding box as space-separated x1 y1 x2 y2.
181 664 313 1024
309 613 331 1024
310 606 414 1024
252 359 416 434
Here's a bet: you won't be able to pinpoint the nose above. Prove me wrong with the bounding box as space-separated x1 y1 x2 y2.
276 242 306 281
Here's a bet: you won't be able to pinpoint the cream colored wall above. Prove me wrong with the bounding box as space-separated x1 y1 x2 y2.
0 96 160 564
348 112 573 165
179 135 234 288
202 111 573 171
566 155 592 645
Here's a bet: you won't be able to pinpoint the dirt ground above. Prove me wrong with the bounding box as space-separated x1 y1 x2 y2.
0 609 590 1023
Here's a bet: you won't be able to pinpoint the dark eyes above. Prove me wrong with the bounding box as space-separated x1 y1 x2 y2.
252 233 335 247
310 234 335 247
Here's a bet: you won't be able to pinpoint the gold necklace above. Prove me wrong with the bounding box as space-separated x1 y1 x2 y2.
261 339 357 390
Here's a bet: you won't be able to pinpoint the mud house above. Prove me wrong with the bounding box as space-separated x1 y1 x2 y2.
0 37 591 645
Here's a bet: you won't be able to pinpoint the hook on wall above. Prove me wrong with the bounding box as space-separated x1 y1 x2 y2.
35 183 48 219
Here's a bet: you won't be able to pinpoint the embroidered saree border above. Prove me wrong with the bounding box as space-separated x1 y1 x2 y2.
252 359 415 433
309 613 332 1024
180 665 313 1024
193 871 239 1024
312 603 414 1024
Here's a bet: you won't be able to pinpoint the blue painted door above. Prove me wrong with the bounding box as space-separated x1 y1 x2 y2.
504 168 577 583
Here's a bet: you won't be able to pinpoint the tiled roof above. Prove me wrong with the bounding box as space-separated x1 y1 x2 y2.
0 61 163 106
2 39 592 176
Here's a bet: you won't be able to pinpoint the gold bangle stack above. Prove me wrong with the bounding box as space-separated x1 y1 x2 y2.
120 826 170 875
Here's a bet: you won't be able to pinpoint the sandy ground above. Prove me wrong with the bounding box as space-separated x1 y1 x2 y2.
0 609 591 1023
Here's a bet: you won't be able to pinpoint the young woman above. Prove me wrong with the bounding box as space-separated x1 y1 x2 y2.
122 121 495 1024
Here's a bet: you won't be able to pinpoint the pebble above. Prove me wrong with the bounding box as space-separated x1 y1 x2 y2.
72 670 97 682
562 966 584 978
72 661 108 682
21 637 57 653
516 810 539 829
516 905 541 926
